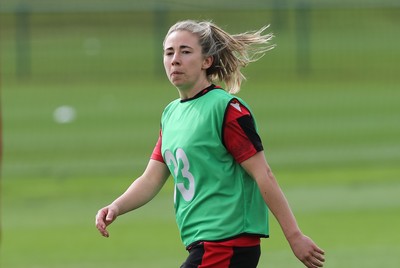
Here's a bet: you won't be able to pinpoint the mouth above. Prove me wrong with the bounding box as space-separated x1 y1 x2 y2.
171 71 183 76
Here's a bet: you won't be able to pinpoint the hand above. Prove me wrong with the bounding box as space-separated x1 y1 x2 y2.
288 232 325 267
95 204 119 238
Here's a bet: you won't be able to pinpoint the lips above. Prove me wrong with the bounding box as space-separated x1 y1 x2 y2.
171 71 183 76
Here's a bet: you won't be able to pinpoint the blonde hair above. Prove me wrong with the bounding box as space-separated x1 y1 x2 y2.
164 20 275 94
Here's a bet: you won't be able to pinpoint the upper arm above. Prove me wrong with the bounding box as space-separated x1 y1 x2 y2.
223 100 263 163
240 151 277 196
150 130 165 163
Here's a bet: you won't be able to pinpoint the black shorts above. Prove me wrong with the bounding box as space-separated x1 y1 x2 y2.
180 241 261 268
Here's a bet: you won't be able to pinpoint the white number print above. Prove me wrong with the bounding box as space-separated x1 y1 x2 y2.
165 148 195 202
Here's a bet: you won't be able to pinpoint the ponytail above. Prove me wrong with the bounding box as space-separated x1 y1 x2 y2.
165 20 275 93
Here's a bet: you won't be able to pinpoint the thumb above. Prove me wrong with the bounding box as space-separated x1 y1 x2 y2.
105 208 116 222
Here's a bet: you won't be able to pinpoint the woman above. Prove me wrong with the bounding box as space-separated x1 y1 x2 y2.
96 20 325 268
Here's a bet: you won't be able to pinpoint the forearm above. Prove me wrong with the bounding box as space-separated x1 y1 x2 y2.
112 177 160 215
111 159 170 216
242 152 325 267
257 170 301 240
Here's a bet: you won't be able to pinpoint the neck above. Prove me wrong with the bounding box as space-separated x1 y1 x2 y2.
177 80 212 100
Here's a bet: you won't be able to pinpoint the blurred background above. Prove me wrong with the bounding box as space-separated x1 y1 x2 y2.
1 0 399 267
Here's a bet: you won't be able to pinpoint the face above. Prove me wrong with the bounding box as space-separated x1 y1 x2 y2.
163 30 212 91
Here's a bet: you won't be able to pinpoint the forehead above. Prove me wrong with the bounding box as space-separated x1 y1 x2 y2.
164 30 200 50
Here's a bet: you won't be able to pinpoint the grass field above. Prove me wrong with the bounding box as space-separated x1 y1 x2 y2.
1 7 400 268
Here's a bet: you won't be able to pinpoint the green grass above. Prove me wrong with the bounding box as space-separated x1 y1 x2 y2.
2 166 399 267
1 8 400 268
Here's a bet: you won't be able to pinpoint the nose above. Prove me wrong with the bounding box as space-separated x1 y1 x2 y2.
172 53 180 66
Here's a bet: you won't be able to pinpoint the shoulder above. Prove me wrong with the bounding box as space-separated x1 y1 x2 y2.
165 98 181 107
225 99 251 123
209 88 233 99
163 98 180 113
210 87 252 111
204 89 236 108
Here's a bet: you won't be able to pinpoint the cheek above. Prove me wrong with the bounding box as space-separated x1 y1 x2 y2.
163 57 170 70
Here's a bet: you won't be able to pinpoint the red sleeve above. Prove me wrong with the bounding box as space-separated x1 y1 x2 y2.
150 129 165 163
223 99 263 163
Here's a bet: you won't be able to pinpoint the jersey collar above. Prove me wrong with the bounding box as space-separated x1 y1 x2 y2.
180 84 222 103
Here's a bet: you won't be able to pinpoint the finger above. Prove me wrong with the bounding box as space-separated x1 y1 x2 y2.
96 222 110 238
95 209 107 222
310 258 324 267
314 246 325 255
95 210 110 237
312 246 325 263
303 259 315 268
95 220 106 234
301 252 323 268
306 252 325 268
95 215 104 228
305 260 323 268
101 229 110 238
314 252 325 262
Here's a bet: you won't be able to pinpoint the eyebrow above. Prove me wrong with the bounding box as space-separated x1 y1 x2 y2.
164 45 193 51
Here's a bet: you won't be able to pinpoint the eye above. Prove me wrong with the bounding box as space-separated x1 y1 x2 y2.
164 51 174 56
182 50 191 54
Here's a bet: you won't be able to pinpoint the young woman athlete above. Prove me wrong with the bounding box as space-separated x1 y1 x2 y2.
95 20 325 268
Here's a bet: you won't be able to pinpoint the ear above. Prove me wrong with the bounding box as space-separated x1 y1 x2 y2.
202 56 213 70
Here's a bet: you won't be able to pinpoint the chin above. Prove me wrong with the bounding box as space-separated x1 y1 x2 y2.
171 80 185 88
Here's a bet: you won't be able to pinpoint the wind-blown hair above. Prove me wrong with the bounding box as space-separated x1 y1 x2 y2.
164 20 275 94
